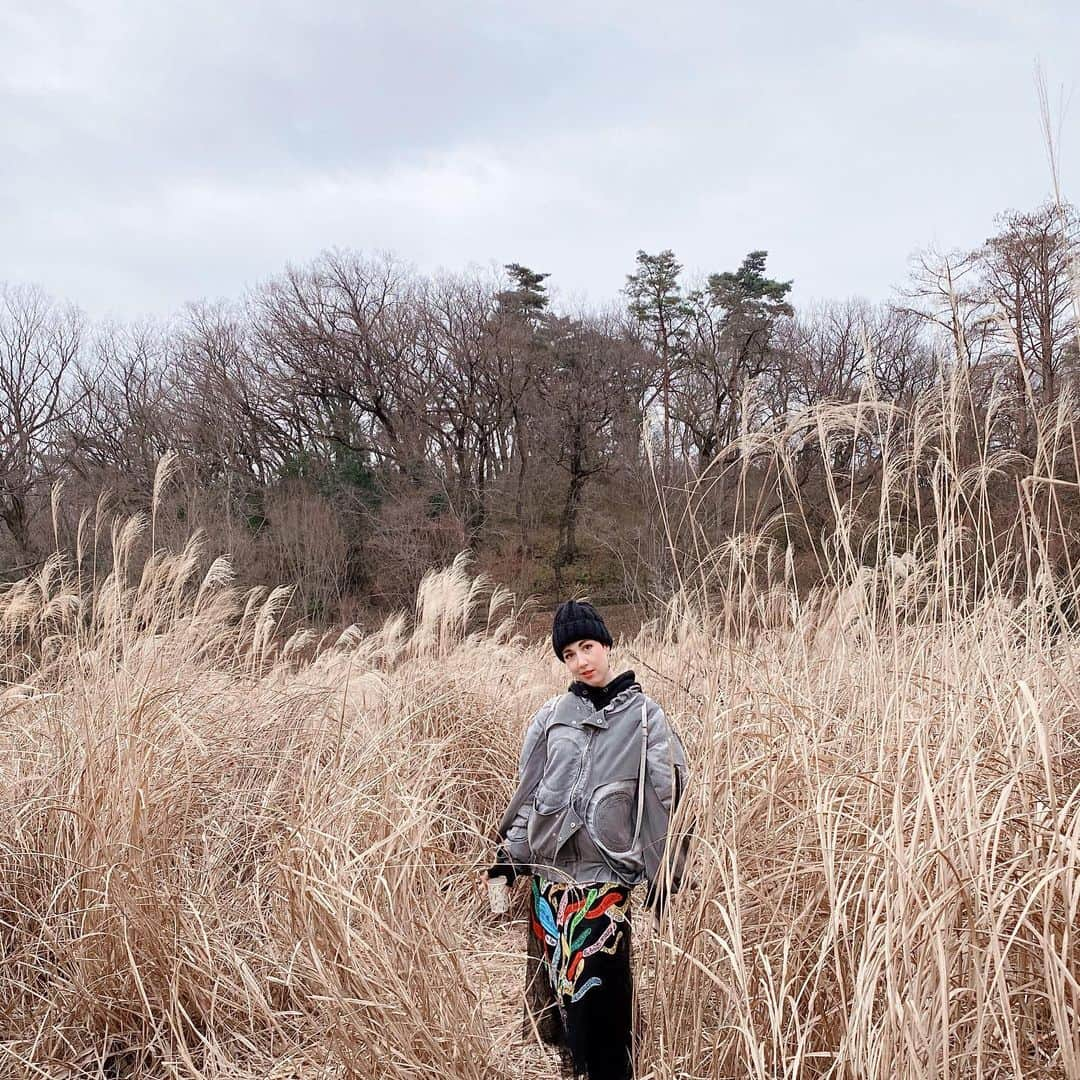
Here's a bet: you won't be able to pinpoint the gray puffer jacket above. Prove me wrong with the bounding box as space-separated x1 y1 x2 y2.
496 683 690 893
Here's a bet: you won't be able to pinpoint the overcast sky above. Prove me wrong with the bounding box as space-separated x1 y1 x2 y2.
3 0 1079 321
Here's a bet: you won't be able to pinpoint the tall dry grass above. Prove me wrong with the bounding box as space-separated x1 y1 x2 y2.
3 369 1080 1077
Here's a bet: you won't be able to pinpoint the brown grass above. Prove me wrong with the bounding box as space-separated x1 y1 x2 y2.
4 371 1080 1077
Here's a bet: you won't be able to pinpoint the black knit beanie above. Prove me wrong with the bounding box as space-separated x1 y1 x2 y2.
552 600 613 660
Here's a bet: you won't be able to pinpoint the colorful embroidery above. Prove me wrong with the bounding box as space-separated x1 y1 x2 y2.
531 877 631 1003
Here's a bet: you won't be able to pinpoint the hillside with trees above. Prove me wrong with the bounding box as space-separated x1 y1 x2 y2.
2 199 1077 624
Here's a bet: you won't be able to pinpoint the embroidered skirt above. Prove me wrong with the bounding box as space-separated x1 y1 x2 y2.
524 876 634 1080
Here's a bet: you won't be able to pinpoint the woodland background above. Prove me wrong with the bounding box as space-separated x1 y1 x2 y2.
3 197 1078 624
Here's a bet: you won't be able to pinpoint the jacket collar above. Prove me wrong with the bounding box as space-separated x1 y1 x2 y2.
569 669 639 711
557 681 642 730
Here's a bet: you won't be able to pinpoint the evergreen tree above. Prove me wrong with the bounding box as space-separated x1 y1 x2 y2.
495 263 552 552
706 250 793 333
677 251 793 471
625 250 688 466
497 263 551 323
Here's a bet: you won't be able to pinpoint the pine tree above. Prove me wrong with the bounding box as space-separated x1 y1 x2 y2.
497 263 551 323
625 250 688 467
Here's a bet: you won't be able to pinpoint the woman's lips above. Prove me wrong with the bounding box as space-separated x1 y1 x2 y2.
582 670 595 678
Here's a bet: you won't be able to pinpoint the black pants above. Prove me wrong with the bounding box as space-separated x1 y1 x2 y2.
523 878 635 1080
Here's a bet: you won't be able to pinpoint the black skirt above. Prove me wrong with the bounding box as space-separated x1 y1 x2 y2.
523 876 635 1080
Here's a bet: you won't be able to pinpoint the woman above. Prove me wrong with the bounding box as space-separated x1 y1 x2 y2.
486 600 691 1080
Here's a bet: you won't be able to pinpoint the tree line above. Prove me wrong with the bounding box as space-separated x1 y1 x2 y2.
2 199 1077 616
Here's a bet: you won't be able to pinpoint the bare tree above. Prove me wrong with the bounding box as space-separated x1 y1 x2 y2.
252 251 430 478
900 247 994 371
65 320 174 497
767 300 936 512
774 300 934 410
904 205 1079 458
535 314 643 580
0 285 84 557
977 201 1078 408
177 301 297 487
418 271 520 543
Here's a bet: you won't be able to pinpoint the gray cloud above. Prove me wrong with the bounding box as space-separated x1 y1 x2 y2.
2 0 1078 320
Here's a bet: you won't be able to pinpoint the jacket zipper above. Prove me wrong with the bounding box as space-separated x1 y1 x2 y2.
565 708 600 842
569 728 596 812
567 695 634 814
553 713 597 857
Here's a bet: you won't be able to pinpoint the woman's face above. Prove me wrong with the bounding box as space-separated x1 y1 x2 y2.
562 639 612 686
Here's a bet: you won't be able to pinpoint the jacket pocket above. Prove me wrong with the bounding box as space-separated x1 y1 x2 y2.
526 805 567 866
533 723 587 814
584 779 644 870
504 821 531 866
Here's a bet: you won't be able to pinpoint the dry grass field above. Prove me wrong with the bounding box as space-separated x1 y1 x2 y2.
4 381 1080 1078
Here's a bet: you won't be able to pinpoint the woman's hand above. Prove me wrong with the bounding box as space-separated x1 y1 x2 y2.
484 844 518 885
486 875 511 914
482 845 519 915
